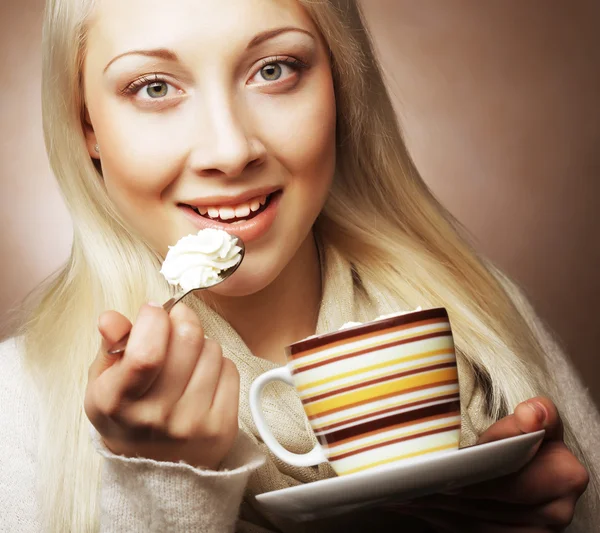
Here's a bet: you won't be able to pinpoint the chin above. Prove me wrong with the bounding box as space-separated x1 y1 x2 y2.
204 231 313 299
206 263 281 298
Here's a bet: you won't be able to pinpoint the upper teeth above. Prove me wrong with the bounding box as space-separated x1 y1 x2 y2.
195 195 269 220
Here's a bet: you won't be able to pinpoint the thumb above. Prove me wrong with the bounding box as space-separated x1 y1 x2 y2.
477 396 562 445
90 310 132 379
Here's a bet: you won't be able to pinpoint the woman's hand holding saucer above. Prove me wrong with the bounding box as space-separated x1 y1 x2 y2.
402 397 590 532
85 302 240 470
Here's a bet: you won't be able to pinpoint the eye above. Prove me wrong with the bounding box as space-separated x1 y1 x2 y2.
249 57 308 85
121 75 182 102
145 81 170 98
260 63 283 81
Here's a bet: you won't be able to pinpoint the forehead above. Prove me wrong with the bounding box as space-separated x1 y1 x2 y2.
87 0 316 55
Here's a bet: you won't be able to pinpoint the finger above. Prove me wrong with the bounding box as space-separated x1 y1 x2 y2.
462 522 550 533
477 397 563 446
477 401 543 446
90 310 133 379
412 508 547 533
450 441 589 503
470 523 546 533
410 494 523 525
533 495 578 528
526 397 563 441
179 338 224 408
412 493 578 527
112 303 170 399
407 508 466 533
209 357 240 426
471 523 547 533
167 338 224 437
142 303 205 409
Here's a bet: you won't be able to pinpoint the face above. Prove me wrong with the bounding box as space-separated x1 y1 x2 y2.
82 0 336 296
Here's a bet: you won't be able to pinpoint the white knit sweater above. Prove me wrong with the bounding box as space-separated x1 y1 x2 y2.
0 337 267 533
1 325 598 532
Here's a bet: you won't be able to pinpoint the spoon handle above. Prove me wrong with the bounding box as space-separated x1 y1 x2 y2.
161 288 193 313
106 288 190 356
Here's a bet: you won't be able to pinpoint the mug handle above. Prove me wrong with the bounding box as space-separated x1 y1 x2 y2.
249 367 328 467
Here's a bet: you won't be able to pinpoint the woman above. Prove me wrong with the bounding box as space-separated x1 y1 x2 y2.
0 0 597 531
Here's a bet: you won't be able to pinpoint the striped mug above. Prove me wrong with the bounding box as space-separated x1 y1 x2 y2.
249 307 462 476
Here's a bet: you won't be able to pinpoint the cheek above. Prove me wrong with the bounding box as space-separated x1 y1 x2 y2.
251 78 337 187
93 102 192 204
288 85 337 217
88 100 195 250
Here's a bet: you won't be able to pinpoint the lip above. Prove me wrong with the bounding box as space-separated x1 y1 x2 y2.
179 190 282 243
182 186 281 208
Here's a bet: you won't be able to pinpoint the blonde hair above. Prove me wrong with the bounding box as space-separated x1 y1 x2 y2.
19 0 596 530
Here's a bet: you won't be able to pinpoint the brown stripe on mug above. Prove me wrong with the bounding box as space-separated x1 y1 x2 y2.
329 423 462 463
314 392 460 434
307 379 459 420
316 400 461 448
293 330 453 375
290 317 449 364
302 361 457 404
322 410 460 450
287 308 449 358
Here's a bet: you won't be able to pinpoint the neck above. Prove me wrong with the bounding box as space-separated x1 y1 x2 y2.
203 233 322 365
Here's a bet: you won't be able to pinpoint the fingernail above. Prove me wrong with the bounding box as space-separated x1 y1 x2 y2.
527 400 547 423
147 301 162 308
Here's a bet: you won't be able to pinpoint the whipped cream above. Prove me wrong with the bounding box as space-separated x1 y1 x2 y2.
160 229 242 291
298 308 424 342
339 308 423 330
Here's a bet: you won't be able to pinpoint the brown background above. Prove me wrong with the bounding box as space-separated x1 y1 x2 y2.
1 0 598 407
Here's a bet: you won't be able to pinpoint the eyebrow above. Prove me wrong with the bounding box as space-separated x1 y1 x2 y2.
104 48 177 73
246 26 315 49
103 26 315 73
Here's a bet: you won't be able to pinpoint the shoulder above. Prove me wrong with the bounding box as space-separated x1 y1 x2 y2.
0 337 42 527
0 336 40 435
489 269 600 456
0 336 33 392
0 336 27 383
488 264 566 358
0 335 24 366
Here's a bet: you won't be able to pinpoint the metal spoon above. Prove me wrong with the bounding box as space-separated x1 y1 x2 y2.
107 236 245 356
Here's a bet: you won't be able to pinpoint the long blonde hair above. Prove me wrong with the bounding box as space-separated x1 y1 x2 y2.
19 0 597 530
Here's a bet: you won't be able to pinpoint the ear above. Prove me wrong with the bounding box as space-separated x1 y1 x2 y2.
83 107 100 159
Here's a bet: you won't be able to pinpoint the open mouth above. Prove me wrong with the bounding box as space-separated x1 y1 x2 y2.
180 191 278 225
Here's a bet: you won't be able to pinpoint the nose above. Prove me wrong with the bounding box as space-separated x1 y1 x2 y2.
188 93 266 178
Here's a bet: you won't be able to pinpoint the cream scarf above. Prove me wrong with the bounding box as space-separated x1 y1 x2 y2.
185 240 492 521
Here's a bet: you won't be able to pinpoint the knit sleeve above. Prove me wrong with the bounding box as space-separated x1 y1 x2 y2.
0 337 43 532
494 272 600 532
91 428 265 533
